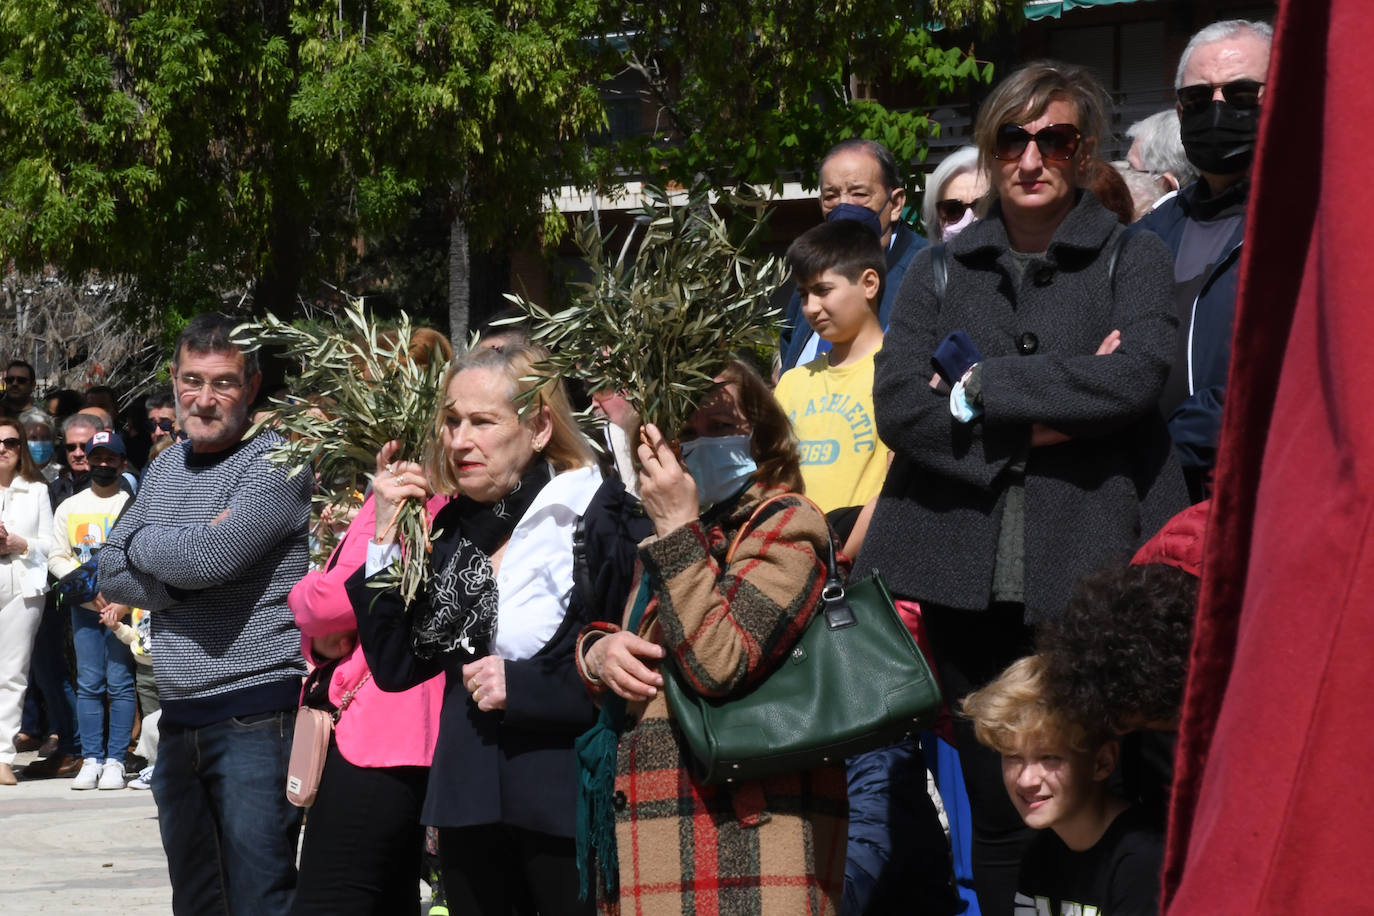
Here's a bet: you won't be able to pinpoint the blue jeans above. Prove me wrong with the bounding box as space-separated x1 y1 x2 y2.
71 606 136 760
153 709 302 916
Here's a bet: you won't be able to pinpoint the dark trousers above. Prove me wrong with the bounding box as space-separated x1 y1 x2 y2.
293 739 429 916
153 710 302 916
923 603 1037 916
27 599 80 755
438 823 591 916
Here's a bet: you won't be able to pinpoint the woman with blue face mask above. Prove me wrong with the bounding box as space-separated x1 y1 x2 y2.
19 408 58 482
576 358 849 914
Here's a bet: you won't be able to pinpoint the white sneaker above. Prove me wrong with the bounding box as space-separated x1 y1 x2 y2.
97 759 126 790
72 758 101 790
128 766 154 790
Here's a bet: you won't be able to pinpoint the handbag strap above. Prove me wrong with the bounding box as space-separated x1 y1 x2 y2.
331 672 373 723
723 492 855 630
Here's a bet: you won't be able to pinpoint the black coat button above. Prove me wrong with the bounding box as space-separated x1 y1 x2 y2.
613 790 627 810
1017 332 1039 355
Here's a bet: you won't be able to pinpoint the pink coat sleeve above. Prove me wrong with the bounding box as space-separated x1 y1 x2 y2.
289 497 379 639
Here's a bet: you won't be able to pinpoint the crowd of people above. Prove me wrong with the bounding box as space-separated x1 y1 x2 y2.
0 16 1273 916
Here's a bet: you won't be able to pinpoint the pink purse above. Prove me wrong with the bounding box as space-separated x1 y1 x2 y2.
286 671 371 807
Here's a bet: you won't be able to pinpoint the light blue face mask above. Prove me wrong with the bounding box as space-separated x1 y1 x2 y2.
27 440 53 465
681 434 757 508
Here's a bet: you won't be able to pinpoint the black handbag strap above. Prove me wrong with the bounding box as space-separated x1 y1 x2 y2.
931 243 948 301
724 493 855 631
571 514 594 611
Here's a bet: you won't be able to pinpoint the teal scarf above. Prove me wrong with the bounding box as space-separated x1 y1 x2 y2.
575 571 652 901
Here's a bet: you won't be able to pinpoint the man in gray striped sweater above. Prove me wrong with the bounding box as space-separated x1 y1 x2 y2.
100 313 311 916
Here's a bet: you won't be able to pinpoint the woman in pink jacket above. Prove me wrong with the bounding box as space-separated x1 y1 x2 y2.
289 492 447 915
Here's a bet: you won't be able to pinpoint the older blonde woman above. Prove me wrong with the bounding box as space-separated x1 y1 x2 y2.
350 344 641 916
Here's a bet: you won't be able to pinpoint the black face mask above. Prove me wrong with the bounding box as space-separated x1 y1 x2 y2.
89 465 121 487
1180 100 1259 177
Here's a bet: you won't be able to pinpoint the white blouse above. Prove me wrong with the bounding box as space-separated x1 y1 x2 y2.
365 464 604 662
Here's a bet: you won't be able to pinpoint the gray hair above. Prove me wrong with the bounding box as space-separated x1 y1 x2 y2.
173 312 260 378
60 412 100 440
1112 161 1168 221
18 407 54 432
1175 20 1274 88
818 138 902 192
921 146 983 244
1126 110 1197 187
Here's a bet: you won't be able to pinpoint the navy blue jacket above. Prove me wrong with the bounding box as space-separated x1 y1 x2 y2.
779 222 928 371
1137 181 1246 474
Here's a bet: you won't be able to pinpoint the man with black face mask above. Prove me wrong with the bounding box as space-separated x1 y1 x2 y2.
1139 19 1273 502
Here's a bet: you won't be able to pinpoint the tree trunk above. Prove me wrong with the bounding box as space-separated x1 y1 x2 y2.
448 214 471 344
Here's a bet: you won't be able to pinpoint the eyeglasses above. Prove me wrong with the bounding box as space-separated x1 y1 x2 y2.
147 418 175 433
65 443 86 453
1176 79 1264 114
993 123 1083 162
177 374 244 397
936 199 977 223
0 437 21 450
3 376 32 386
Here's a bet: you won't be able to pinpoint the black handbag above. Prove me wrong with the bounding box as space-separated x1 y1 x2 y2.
662 494 942 785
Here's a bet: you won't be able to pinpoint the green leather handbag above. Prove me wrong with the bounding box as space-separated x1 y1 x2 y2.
663 494 942 785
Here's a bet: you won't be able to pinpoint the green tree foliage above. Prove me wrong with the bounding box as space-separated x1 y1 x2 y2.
0 0 612 321
599 0 1001 192
0 2 309 317
0 0 1010 326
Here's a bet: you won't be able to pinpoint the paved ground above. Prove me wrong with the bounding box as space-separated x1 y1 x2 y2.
0 749 437 913
0 749 169 913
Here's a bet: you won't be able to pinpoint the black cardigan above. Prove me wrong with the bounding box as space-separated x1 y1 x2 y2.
348 476 646 834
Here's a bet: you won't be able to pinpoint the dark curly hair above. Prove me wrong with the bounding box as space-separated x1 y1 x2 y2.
1036 563 1199 733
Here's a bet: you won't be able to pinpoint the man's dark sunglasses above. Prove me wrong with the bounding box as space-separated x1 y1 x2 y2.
3 376 32 386
1176 79 1264 114
147 418 175 433
993 123 1082 162
936 199 978 223
65 442 86 452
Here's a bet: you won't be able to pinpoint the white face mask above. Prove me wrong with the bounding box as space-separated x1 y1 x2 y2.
680 434 756 507
941 208 978 242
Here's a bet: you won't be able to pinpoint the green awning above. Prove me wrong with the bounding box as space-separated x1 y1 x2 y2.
1024 0 1149 20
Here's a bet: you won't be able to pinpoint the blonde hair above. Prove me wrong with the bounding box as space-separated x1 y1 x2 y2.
427 344 594 495
961 655 1107 756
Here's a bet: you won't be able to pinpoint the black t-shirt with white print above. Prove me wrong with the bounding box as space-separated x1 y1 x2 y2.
1013 805 1163 916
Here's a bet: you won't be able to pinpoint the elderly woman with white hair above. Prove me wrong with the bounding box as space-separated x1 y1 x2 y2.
922 145 990 244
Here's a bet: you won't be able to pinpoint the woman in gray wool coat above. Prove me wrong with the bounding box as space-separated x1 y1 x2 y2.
855 60 1188 916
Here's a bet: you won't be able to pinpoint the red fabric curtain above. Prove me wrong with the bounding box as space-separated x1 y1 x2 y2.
1164 0 1374 909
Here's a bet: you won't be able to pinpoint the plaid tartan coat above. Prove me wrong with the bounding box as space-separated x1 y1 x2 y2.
603 484 848 915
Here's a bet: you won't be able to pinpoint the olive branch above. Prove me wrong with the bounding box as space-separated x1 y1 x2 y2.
234 297 449 607
505 183 787 438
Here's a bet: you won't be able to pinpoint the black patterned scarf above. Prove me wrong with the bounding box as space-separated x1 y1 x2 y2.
410 461 553 659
